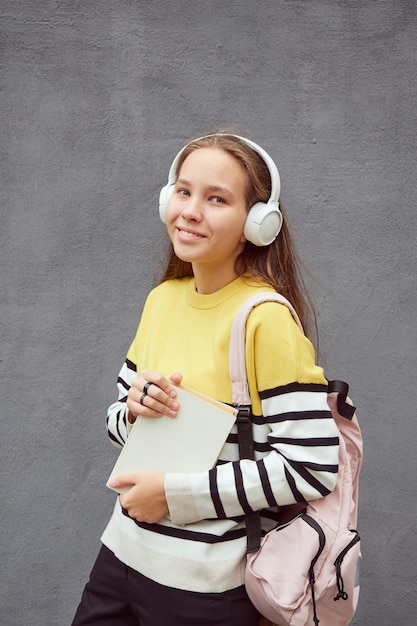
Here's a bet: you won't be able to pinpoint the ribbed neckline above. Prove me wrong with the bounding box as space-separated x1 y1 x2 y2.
186 276 248 309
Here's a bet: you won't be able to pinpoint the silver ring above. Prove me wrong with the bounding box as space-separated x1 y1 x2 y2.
143 382 154 395
139 393 147 406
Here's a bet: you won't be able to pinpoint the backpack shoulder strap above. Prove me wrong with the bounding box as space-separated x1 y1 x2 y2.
230 292 304 553
229 291 304 406
328 380 356 419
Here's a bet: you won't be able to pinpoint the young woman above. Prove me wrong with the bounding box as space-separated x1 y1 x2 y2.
72 133 339 626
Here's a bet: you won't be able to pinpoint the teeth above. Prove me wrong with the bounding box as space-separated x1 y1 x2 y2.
179 229 201 238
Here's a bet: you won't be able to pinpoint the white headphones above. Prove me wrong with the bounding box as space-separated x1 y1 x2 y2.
158 133 283 246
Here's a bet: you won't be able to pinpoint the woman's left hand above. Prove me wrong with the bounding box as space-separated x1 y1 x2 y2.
109 471 169 523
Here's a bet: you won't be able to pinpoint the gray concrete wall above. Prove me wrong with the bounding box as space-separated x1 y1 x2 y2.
2 1 416 624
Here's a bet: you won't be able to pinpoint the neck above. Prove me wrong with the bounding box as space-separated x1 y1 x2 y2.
193 265 239 295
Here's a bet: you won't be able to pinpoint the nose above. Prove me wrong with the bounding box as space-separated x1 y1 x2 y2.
181 196 203 221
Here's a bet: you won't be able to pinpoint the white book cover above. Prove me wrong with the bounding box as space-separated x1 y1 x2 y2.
107 385 237 493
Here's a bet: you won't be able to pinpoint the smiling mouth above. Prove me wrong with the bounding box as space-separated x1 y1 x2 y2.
177 228 204 239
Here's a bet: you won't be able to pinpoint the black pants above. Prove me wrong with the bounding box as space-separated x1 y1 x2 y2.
72 545 260 626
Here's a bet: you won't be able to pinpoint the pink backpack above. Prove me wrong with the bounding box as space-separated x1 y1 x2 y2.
229 292 363 626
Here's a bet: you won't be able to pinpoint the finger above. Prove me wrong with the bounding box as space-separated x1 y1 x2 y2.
127 389 164 419
127 375 167 417
143 381 155 395
169 372 183 386
136 371 181 415
108 473 138 489
127 371 182 420
137 390 179 418
127 382 160 418
140 370 178 399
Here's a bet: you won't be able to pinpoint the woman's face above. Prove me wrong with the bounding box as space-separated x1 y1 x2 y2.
165 147 248 287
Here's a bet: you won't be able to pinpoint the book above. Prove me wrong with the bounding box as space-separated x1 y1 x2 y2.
106 384 238 493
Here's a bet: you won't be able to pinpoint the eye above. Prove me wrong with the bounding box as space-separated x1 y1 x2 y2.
210 195 226 204
176 188 190 197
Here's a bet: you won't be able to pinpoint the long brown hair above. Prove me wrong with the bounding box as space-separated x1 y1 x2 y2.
158 133 316 337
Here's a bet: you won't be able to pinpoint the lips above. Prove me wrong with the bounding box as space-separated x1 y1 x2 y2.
177 227 205 239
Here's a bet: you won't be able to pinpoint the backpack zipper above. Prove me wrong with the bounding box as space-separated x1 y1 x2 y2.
301 514 326 626
334 530 361 601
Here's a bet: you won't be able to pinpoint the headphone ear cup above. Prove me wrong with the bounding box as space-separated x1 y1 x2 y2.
244 202 283 246
159 184 175 223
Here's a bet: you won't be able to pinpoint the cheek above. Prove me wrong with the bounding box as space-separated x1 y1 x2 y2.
164 203 177 242
165 198 175 222
235 210 248 242
164 199 182 231
221 215 247 247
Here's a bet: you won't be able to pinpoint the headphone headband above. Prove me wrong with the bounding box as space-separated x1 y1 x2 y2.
166 133 281 203
159 133 283 246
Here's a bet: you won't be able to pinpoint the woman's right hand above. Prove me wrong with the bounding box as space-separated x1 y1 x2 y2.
127 370 182 423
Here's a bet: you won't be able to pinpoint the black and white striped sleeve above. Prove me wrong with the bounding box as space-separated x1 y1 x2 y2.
106 358 137 448
255 382 339 505
165 382 339 525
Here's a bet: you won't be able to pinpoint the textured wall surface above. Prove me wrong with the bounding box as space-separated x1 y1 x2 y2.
2 1 416 624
